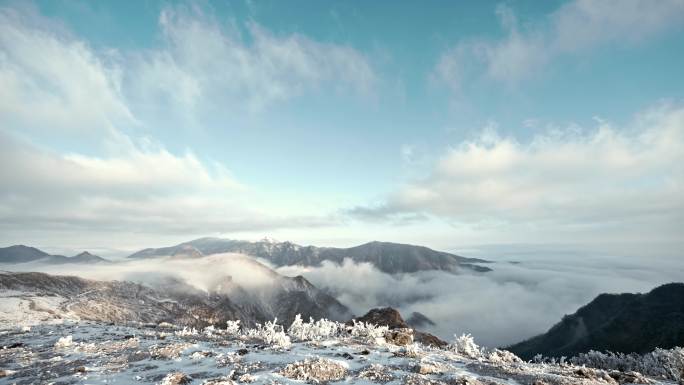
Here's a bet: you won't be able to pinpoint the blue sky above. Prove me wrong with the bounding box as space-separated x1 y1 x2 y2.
1 0 683 256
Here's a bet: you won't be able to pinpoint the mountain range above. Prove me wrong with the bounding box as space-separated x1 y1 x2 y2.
0 245 109 265
0 254 352 328
128 237 492 274
507 282 684 359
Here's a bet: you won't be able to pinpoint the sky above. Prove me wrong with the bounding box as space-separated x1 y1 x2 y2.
1 0 683 257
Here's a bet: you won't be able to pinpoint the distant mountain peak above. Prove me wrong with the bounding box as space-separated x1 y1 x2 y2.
0 245 109 265
260 236 280 244
127 237 492 275
0 245 50 263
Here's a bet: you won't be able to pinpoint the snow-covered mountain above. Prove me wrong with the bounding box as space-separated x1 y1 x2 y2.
0 267 351 329
0 245 110 265
128 238 492 274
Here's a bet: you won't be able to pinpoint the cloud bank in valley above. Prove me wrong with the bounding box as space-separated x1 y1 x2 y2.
0 253 282 295
276 252 684 347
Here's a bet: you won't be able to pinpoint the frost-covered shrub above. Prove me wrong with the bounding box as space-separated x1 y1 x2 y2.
349 320 389 344
246 318 291 349
570 347 684 382
393 343 424 358
159 372 192 385
358 363 394 383
278 357 347 382
226 320 241 336
238 373 257 383
175 327 198 337
149 342 192 360
287 314 342 341
202 377 235 385
54 335 73 348
449 334 481 359
486 349 522 364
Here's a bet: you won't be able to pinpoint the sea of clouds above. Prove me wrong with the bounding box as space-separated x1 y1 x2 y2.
275 248 684 347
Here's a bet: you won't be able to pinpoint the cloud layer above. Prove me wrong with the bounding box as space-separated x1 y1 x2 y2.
350 103 684 247
130 4 375 114
276 253 684 347
434 0 684 88
0 4 376 246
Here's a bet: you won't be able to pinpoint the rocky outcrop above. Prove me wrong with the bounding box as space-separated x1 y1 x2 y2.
351 307 448 348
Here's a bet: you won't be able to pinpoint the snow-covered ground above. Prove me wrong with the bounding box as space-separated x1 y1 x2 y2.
0 290 75 329
0 318 679 385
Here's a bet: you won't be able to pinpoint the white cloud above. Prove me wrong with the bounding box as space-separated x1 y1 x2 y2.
434 0 684 88
0 4 348 247
552 0 684 52
0 131 333 240
130 4 376 113
0 5 134 137
350 103 684 246
277 254 684 347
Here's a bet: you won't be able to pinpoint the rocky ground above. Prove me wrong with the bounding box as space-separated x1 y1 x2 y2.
0 319 677 385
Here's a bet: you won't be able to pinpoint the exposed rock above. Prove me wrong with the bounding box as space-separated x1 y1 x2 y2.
574 367 618 384
446 377 485 385
359 364 394 383
416 331 449 348
160 372 192 385
403 373 446 385
354 307 408 329
608 371 655 384
385 328 414 346
0 370 14 378
203 378 235 385
351 307 448 348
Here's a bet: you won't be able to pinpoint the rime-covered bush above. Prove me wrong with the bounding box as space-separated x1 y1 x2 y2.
287 314 342 341
349 319 389 344
278 357 348 382
486 348 522 364
226 320 241 335
54 335 73 348
175 327 198 337
570 347 684 382
246 318 291 349
449 334 481 359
